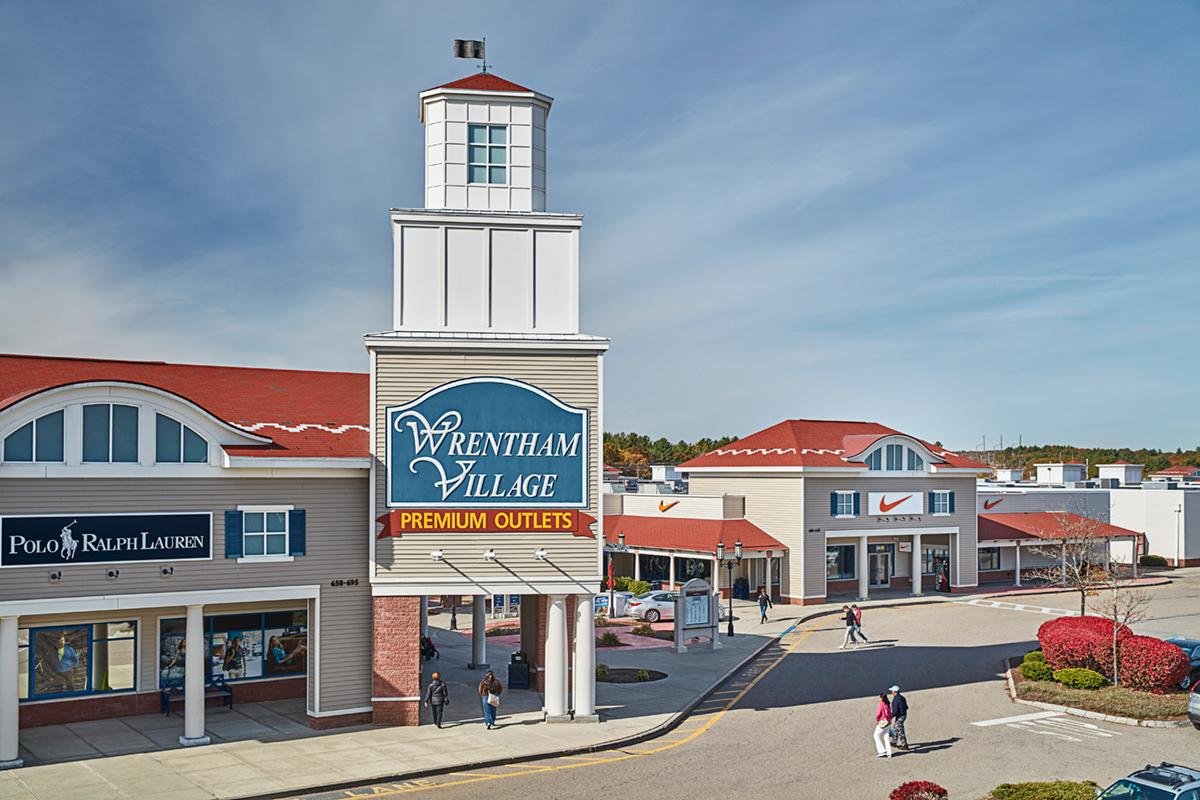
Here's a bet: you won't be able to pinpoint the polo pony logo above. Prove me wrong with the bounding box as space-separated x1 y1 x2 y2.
59 521 79 561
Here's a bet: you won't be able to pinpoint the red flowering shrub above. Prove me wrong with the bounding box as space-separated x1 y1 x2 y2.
1037 616 1131 675
890 781 949 800
1117 635 1190 693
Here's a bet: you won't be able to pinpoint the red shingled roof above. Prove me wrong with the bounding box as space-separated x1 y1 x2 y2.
603 515 785 554
0 354 368 459
978 512 1139 542
1151 465 1200 476
435 73 532 93
677 419 987 471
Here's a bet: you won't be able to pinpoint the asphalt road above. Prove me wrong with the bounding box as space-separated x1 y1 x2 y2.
297 570 1200 800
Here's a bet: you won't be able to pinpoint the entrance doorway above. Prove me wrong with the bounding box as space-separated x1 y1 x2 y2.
869 552 891 588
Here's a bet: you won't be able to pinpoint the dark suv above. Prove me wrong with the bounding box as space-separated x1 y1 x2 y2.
1164 637 1200 690
1097 764 1200 799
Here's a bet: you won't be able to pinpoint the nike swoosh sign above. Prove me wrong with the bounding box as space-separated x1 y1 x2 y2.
658 500 679 513
878 495 914 513
983 498 1003 510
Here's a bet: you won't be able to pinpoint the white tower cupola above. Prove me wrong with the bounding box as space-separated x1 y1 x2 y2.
420 73 551 213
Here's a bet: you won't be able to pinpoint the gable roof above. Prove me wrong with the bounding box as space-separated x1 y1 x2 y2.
1151 465 1200 476
434 73 532 93
677 419 986 471
603 515 785 555
978 512 1139 542
0 354 368 460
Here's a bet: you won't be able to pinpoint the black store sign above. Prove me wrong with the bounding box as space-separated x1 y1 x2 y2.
0 513 212 567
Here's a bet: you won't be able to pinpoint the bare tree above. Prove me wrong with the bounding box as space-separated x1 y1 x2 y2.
1025 511 1119 616
1093 578 1150 687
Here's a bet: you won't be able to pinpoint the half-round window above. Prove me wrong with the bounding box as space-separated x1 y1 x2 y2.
155 414 208 463
2 410 64 463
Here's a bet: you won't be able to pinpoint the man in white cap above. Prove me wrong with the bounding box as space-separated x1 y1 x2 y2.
888 685 909 749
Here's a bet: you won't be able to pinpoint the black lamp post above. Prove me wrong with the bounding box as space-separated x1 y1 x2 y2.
449 595 458 631
716 539 743 637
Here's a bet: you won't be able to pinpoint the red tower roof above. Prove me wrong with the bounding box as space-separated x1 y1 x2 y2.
434 73 532 93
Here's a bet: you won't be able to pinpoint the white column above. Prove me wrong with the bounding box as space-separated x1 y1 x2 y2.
1014 543 1022 586
544 595 569 721
469 596 488 669
910 533 922 596
419 596 429 638
179 604 209 747
1131 538 1138 578
668 553 675 589
0 616 21 769
857 536 869 600
572 595 597 721
633 552 641 582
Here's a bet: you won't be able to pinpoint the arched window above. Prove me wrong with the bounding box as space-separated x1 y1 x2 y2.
2 410 64 463
865 444 926 472
155 414 209 463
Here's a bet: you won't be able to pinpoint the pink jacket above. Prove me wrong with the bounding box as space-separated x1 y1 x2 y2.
875 700 893 723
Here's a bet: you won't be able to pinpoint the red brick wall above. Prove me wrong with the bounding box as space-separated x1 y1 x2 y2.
372 595 421 726
307 710 373 730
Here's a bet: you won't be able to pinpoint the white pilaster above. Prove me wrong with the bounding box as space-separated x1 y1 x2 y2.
633 553 640 582
910 533 923 596
544 595 569 722
572 595 597 721
179 604 209 746
1014 543 1022 587
858 535 869 600
469 596 489 669
0 616 22 769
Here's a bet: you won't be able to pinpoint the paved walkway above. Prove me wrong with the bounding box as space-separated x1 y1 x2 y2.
0 580 1176 800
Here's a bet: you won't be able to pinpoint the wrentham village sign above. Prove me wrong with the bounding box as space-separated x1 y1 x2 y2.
386 377 588 509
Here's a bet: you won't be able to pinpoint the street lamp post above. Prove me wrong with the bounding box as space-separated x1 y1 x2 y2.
716 540 743 637
449 596 458 631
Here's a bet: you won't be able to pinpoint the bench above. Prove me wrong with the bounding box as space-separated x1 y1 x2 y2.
160 676 234 716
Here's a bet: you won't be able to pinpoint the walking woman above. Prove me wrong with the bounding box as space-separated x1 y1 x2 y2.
839 606 859 649
757 589 773 623
424 671 449 728
478 670 503 729
873 692 894 758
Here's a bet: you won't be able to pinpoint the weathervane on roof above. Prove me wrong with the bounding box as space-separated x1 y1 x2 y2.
453 38 488 73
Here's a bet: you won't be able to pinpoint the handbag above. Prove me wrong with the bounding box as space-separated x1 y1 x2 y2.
487 692 501 707
877 720 889 729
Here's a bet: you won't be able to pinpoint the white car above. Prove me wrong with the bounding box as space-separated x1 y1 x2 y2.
626 591 677 623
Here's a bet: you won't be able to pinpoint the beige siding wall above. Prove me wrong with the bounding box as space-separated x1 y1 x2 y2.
686 475 805 598
0 477 371 714
372 350 602 589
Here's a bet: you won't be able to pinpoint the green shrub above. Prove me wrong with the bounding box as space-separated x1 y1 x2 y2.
631 622 656 636
1053 667 1106 690
597 631 621 647
614 576 651 595
1024 650 1045 664
485 625 520 637
1139 554 1168 567
595 663 609 680
1020 660 1054 681
990 780 1099 800
595 613 612 628
634 669 651 682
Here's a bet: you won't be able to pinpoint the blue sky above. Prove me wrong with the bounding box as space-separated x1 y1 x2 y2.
2 2 1199 450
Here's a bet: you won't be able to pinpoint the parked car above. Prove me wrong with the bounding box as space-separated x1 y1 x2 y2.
1096 763 1200 798
1164 637 1200 690
626 591 677 623
1189 682 1200 731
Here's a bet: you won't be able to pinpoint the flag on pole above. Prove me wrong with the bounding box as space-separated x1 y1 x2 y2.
453 39 485 60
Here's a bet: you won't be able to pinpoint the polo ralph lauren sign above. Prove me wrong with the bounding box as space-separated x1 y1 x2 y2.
387 377 588 508
0 513 212 567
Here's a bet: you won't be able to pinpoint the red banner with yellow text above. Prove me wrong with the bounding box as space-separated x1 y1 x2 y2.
376 509 596 539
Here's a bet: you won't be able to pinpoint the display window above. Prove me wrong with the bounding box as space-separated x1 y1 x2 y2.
159 610 307 688
18 622 136 701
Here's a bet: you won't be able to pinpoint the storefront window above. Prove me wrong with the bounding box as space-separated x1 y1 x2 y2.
978 547 1001 571
22 622 136 700
868 543 897 576
638 554 670 583
922 546 950 575
673 557 711 582
17 629 28 700
827 544 855 579
160 610 307 687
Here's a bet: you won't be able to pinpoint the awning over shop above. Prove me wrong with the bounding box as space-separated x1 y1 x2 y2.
978 511 1139 542
603 515 786 556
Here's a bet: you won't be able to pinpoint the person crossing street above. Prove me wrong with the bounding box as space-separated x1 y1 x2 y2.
888 685 909 750
757 588 773 623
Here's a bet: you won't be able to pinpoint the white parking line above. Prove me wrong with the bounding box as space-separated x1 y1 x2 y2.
972 711 1061 726
957 598 1074 617
974 711 1123 743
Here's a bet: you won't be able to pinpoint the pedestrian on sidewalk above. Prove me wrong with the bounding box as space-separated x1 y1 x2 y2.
851 603 870 643
873 692 894 758
424 671 449 728
888 685 909 749
839 605 859 649
478 670 503 729
757 588 773 623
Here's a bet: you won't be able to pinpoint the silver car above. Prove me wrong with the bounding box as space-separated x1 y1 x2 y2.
1097 763 1200 799
626 591 677 623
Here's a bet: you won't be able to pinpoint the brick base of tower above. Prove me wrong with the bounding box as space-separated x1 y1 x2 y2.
372 595 422 725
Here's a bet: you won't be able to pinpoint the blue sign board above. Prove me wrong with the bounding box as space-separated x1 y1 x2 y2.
1 513 212 567
387 377 588 508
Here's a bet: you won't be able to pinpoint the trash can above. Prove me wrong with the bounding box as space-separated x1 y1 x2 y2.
508 651 529 690
610 592 634 618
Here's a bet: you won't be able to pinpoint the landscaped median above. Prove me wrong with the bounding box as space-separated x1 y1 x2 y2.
888 779 1101 800
1003 615 1191 725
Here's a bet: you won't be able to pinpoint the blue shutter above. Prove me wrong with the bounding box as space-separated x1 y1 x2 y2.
288 509 306 556
830 492 838 516
224 510 243 558
928 492 936 514
948 491 956 514
852 492 861 516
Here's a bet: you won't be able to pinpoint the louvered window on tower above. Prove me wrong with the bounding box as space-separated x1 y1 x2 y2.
468 124 507 184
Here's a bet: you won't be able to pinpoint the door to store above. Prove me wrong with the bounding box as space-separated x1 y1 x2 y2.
869 552 891 588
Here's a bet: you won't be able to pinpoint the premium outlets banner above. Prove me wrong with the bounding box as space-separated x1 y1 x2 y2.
386 377 589 508
1 513 212 567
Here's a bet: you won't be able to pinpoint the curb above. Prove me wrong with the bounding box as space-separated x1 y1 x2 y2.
1002 660 1190 729
240 634 780 800
977 577 1172 602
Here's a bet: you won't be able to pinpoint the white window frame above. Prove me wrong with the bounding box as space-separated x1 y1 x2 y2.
885 443 904 471
236 505 294 563
467 123 509 185
978 547 1001 571
82 403 139 464
866 449 882 470
154 413 208 464
833 491 856 518
931 490 952 516
1 410 65 464
906 449 924 471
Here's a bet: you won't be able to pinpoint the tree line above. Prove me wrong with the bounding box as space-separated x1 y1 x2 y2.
972 444 1200 478
603 431 738 477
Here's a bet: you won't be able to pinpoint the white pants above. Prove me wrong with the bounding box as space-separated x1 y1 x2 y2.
873 723 893 756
